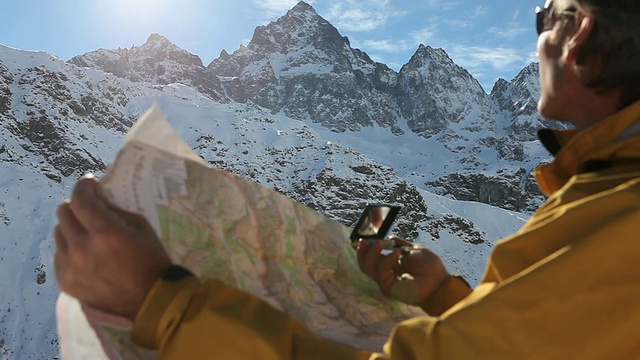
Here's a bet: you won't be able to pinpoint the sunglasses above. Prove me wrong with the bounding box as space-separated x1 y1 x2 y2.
535 2 577 35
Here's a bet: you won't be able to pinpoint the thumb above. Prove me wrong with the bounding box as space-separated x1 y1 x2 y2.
94 184 153 231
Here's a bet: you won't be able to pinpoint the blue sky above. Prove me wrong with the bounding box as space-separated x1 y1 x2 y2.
1 0 543 92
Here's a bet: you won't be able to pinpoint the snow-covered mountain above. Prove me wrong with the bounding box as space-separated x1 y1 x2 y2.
68 33 227 103
0 1 561 358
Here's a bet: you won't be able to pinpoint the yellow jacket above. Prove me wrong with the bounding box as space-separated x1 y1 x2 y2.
132 100 640 359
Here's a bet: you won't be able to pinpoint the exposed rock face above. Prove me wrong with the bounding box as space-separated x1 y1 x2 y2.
396 45 495 138
491 63 568 141
208 2 403 134
0 62 12 114
69 34 227 102
427 168 543 213
1 58 140 181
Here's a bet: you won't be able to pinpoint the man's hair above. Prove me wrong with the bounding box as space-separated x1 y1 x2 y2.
574 0 640 109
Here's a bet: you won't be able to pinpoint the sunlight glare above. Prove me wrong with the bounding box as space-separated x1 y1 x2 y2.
112 0 170 27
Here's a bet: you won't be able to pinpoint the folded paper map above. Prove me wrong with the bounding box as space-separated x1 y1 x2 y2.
56 103 423 359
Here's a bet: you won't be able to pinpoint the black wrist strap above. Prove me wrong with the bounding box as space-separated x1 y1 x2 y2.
161 265 195 282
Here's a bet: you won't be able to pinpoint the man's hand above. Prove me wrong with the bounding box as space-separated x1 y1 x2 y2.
357 237 449 306
54 175 172 320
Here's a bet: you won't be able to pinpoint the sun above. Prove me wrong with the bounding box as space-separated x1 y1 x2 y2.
111 0 170 27
93 0 201 41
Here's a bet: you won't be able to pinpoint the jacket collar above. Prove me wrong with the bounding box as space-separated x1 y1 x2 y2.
535 100 640 195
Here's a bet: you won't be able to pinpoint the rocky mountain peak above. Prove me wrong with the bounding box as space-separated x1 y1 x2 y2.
414 44 447 64
69 34 226 102
491 62 539 98
137 33 204 67
247 0 347 57
288 1 317 16
490 62 542 139
402 45 477 87
395 44 491 137
219 49 230 60
206 1 405 134
490 62 567 140
143 33 173 49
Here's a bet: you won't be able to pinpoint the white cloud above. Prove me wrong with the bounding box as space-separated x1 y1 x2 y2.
360 39 414 53
442 18 472 28
427 0 460 11
323 0 407 32
249 0 405 33
252 0 305 16
327 6 387 31
444 45 532 91
449 45 526 70
411 27 436 44
467 5 487 19
512 9 521 21
347 25 434 56
488 22 528 39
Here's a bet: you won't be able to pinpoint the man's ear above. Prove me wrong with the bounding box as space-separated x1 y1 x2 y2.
566 15 595 64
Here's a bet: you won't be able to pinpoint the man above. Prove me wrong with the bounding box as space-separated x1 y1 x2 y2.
54 0 640 358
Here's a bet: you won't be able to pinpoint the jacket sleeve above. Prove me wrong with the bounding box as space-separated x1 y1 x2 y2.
370 199 640 360
419 275 472 316
131 275 371 360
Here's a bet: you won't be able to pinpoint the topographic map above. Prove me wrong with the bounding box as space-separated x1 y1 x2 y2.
56 104 423 359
